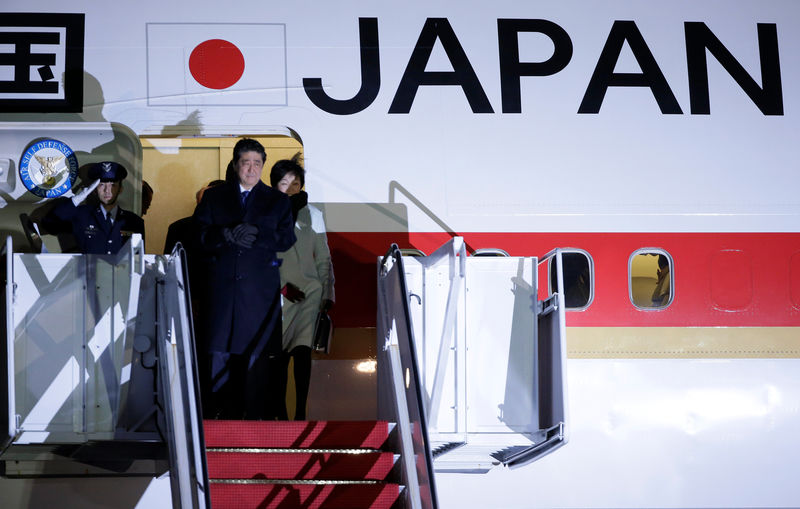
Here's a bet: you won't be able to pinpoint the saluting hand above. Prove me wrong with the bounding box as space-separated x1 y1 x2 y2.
70 179 100 206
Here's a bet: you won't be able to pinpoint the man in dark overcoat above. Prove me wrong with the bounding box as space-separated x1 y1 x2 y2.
194 138 296 419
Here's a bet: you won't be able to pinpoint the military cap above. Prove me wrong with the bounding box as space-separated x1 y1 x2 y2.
88 161 128 182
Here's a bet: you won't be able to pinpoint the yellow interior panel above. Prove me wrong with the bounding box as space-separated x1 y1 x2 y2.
630 252 669 308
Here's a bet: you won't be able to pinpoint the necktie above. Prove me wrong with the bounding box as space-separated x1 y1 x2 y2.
241 190 250 208
104 211 113 230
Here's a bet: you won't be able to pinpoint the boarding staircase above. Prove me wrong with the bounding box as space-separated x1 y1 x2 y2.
203 420 401 508
1 234 568 509
0 236 437 508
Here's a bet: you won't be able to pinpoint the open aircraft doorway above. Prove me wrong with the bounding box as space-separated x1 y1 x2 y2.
139 128 304 255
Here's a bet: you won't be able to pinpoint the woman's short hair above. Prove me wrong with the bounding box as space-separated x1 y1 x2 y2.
270 158 306 188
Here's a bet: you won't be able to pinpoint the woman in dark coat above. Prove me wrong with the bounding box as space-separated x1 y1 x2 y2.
194 138 296 419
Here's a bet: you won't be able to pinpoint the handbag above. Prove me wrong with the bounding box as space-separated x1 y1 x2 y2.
312 310 333 354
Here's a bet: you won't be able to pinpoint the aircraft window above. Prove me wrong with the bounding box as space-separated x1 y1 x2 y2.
472 248 510 257
629 249 673 310
549 250 593 310
400 248 427 257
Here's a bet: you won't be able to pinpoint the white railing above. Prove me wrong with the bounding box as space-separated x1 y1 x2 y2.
377 244 439 509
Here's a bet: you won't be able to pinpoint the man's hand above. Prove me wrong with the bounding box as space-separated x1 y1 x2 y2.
70 179 100 206
232 223 258 248
224 223 258 248
284 282 306 303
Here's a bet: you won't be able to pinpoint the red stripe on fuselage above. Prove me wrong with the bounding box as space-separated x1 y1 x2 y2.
327 232 800 328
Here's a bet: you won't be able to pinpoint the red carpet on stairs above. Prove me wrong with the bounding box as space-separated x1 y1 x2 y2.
204 420 392 449
209 483 399 509
203 420 401 509
206 451 396 481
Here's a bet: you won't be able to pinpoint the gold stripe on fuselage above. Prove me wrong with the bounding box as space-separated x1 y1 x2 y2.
567 327 800 358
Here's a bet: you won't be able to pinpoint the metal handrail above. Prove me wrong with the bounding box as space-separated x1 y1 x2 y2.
159 248 209 509
378 243 438 509
2 237 15 454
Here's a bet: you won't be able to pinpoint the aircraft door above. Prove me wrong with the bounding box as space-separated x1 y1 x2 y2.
494 250 569 467
537 253 568 443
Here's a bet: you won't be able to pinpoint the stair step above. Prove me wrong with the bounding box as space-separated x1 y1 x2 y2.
203 420 392 449
209 481 400 509
206 450 396 480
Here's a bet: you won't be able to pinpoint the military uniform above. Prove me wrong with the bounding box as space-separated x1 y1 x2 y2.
43 202 144 254
41 161 144 255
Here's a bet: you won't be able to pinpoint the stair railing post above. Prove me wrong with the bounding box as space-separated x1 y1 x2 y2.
427 237 464 426
387 325 424 509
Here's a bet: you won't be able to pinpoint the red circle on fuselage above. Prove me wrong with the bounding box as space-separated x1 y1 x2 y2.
189 39 245 90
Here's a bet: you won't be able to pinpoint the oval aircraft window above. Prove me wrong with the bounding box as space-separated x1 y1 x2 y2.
472 248 510 257
629 249 673 310
549 250 593 310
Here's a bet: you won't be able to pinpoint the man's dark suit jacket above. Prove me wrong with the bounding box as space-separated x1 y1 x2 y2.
193 180 296 356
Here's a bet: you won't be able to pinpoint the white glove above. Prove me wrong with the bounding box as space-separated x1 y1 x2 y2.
71 179 100 206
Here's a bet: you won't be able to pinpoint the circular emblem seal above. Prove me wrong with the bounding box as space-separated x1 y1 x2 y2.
19 139 79 198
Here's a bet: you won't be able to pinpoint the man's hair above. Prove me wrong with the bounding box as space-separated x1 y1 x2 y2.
657 254 669 269
270 157 306 188
232 138 266 165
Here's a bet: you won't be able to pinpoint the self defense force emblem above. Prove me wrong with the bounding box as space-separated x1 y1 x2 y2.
19 139 79 198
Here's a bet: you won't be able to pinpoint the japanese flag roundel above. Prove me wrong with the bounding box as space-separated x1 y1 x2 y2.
146 23 287 106
189 39 245 90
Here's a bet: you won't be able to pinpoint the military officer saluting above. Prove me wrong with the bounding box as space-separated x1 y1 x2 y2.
42 161 145 254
